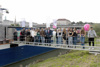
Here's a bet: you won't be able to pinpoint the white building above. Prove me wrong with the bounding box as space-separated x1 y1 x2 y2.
20 21 38 27
56 19 71 25
2 20 13 25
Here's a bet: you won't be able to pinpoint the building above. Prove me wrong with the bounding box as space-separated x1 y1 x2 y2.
2 19 13 25
56 19 71 25
20 21 38 27
33 19 83 29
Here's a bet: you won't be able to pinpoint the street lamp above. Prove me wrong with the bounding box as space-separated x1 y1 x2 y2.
0 5 9 23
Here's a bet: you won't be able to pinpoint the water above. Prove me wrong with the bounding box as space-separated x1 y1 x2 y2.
4 49 69 67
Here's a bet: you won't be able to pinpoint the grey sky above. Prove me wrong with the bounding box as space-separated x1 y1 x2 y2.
0 0 100 24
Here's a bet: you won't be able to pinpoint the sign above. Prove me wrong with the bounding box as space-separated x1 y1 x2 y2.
53 20 57 28
46 22 50 28
46 17 50 28
29 21 33 28
21 19 25 27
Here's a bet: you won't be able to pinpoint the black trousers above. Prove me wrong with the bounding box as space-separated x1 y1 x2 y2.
47 37 51 43
89 38 94 46
45 37 47 43
13 36 17 41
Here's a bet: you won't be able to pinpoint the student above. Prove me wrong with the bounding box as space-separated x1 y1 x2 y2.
88 27 97 49
57 28 62 44
34 29 37 42
26 29 31 42
30 28 35 42
17 30 20 41
37 29 41 43
56 29 58 44
21 28 26 41
20 30 23 41
44 28 48 43
67 28 70 45
53 29 57 44
13 29 17 41
73 28 78 47
40 28 45 44
80 27 86 49
63 28 66 44
25 29 28 41
47 27 52 44
68 28 73 46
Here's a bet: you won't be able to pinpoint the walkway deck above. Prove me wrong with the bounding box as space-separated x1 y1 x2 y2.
13 41 100 53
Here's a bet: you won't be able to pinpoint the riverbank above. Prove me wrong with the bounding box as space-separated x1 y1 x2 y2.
30 50 100 67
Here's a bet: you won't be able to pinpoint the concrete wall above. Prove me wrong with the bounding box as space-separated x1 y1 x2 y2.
0 25 5 40
0 25 15 41
6 27 15 40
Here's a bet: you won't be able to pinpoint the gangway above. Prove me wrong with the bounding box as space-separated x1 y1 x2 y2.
13 41 100 55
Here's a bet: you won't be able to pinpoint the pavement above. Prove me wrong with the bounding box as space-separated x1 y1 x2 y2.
0 43 26 50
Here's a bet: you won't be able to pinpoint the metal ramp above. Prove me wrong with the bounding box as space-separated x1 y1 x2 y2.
13 41 100 54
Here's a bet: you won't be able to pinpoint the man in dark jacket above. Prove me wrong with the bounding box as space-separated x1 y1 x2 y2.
13 30 17 41
21 28 26 41
44 28 48 43
47 27 52 44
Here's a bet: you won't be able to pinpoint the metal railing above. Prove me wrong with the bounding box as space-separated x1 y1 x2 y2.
7 35 100 46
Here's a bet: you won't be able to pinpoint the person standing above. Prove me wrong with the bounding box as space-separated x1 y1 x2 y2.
44 28 48 43
40 28 45 44
88 27 97 49
62 28 66 44
56 29 58 44
68 28 73 47
53 29 57 44
22 28 26 41
20 30 23 41
67 28 70 45
37 29 41 43
80 27 86 49
57 28 62 44
34 29 37 42
73 28 78 47
30 28 35 42
25 29 28 42
26 29 31 42
47 27 52 44
17 30 20 41
13 29 17 41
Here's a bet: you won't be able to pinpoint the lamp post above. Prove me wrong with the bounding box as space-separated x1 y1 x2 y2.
0 5 9 23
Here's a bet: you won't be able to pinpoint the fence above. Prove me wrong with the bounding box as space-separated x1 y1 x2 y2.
8 35 100 47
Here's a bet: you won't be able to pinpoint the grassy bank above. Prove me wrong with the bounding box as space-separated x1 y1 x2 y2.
30 50 100 67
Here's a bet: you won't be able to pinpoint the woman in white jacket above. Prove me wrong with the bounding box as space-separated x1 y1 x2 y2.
53 29 57 44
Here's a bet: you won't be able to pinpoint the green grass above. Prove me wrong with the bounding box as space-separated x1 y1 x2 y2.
29 50 100 67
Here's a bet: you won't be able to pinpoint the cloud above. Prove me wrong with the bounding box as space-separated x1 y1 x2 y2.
0 0 100 23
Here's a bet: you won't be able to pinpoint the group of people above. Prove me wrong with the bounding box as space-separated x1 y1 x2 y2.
13 27 97 49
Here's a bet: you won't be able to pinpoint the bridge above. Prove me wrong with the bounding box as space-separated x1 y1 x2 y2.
13 41 100 55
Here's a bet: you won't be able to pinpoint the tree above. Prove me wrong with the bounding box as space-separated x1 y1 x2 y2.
11 24 14 26
11 24 20 27
15 24 20 27
77 21 83 24
71 21 75 24
93 24 100 36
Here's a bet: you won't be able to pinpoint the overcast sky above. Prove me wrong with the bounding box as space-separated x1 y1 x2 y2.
0 0 100 24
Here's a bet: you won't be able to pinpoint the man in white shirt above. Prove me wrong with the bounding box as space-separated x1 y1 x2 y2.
88 27 97 49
